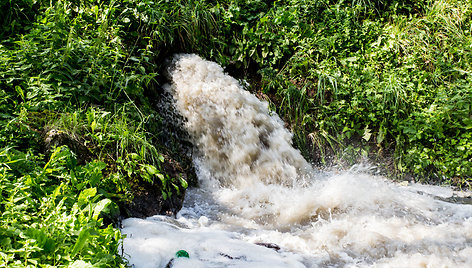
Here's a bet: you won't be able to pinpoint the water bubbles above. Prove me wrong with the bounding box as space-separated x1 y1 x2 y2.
123 54 472 267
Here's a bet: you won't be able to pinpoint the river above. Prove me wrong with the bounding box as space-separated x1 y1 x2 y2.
121 54 472 268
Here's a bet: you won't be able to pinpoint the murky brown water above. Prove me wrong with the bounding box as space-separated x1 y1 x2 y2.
122 54 472 268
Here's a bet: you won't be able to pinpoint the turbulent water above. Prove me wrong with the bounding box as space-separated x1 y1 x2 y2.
122 54 472 268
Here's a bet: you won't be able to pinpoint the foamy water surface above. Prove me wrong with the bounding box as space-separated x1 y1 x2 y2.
122 54 472 268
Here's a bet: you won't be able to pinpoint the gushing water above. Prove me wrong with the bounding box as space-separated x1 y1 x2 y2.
122 54 472 268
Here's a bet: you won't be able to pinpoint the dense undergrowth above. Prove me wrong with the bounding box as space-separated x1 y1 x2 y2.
1 0 471 266
0 0 189 266
244 0 472 185
208 0 472 185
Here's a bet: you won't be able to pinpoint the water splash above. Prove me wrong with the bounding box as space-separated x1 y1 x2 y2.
164 54 312 188
122 54 472 267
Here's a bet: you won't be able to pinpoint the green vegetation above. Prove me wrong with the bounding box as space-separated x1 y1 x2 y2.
1 0 471 266
0 0 188 266
257 0 471 185
205 0 472 185
0 146 124 267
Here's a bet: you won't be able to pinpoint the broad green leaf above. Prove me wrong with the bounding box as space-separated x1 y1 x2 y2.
71 228 90 257
93 198 112 220
144 164 158 175
78 188 97 206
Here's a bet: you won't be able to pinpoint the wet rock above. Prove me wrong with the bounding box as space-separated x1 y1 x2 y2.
436 195 472 205
165 258 175 268
41 125 194 219
124 179 185 218
152 82 198 187
219 253 246 260
42 128 92 165
255 242 281 251
124 154 189 218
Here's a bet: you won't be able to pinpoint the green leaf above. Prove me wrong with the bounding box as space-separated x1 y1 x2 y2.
144 164 158 175
91 120 97 133
78 188 97 206
70 260 94 268
71 228 90 257
0 237 11 248
157 173 165 183
377 126 386 145
15 86 25 102
363 126 372 141
179 177 188 189
93 198 112 220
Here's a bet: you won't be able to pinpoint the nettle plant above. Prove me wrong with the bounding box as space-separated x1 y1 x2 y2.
0 146 125 267
217 0 471 184
51 105 188 200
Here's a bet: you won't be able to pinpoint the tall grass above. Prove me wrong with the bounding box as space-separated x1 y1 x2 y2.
0 0 199 265
227 0 472 184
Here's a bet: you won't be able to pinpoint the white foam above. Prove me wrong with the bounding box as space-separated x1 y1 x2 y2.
164 54 311 188
121 216 305 268
122 54 472 267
